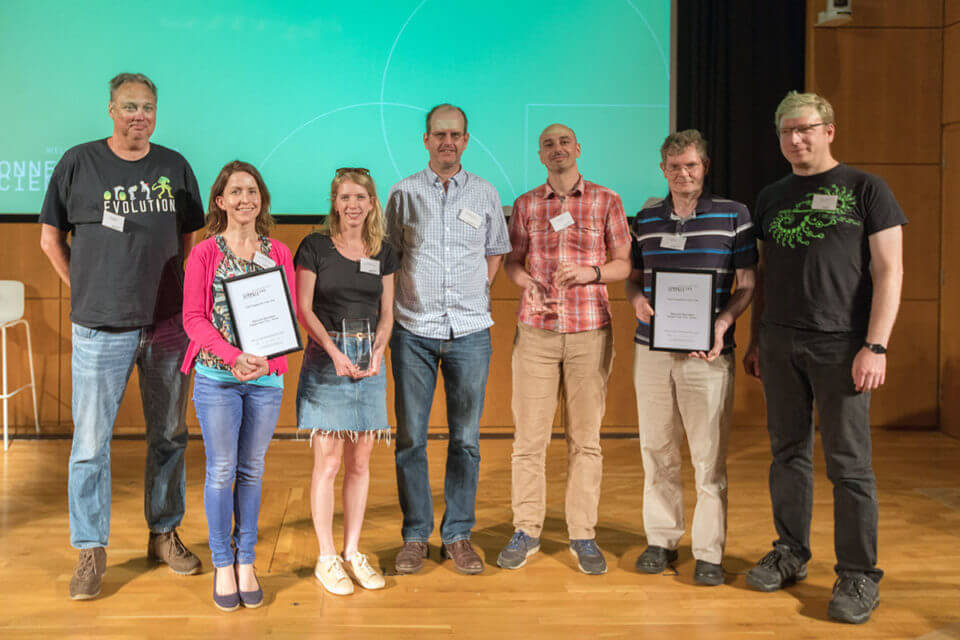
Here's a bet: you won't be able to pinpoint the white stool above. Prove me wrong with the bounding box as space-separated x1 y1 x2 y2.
0 281 40 451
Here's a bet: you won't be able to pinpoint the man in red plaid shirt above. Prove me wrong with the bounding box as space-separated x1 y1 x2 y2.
498 123 631 575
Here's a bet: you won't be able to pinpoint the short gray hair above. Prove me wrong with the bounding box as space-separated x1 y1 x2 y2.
109 73 157 102
660 129 708 163
425 103 467 134
774 91 834 128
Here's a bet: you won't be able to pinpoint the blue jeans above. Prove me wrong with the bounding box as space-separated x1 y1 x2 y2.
193 374 282 568
68 318 189 549
390 325 492 543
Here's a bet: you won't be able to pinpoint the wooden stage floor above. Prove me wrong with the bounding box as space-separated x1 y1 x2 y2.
1 428 959 639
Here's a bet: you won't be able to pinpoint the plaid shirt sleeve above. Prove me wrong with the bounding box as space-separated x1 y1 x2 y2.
507 197 529 263
604 192 631 250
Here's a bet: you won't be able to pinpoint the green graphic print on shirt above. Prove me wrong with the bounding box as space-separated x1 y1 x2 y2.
768 185 861 248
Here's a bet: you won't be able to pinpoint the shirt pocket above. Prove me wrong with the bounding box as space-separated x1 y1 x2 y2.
574 220 603 253
528 218 557 254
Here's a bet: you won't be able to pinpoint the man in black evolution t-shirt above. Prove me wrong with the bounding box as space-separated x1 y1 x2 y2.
39 73 205 600
742 92 906 624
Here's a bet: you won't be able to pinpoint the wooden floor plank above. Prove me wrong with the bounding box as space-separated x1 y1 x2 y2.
0 429 958 638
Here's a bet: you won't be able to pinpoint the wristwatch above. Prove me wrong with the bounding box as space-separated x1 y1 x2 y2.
863 342 887 354
592 266 602 283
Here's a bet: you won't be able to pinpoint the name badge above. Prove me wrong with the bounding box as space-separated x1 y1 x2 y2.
101 210 125 233
458 208 483 229
360 258 381 275
252 252 276 268
660 234 686 250
811 194 838 210
549 211 574 232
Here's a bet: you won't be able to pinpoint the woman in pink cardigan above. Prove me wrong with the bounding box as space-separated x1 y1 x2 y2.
181 160 295 612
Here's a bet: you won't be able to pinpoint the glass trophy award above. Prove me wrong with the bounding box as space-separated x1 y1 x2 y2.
342 318 372 370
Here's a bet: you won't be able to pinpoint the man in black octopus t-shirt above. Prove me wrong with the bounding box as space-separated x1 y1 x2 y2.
39 73 205 600
741 92 906 624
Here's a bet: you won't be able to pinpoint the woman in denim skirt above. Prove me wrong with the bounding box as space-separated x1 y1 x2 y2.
294 168 399 595
181 161 296 611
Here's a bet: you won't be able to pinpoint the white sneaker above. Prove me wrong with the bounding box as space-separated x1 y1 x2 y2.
344 553 386 590
314 555 354 595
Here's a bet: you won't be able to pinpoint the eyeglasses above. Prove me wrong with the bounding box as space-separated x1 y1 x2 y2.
777 122 831 138
335 167 370 176
663 161 703 176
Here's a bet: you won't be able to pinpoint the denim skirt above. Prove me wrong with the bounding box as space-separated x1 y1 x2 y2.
296 337 390 440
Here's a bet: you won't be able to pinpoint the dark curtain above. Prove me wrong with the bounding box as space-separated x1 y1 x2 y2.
676 0 806 211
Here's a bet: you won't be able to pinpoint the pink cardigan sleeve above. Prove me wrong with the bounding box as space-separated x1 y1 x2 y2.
182 240 243 367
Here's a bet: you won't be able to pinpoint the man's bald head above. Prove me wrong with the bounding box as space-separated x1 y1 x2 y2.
538 123 580 175
539 123 577 146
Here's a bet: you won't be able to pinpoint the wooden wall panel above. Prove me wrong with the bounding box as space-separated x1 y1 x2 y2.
732 313 765 428
948 0 960 26
603 301 641 428
269 224 313 258
940 124 960 438
872 300 939 427
485 300 521 428
945 23 960 124
491 273 522 300
0 223 61 299
854 164 940 301
831 0 943 28
1 297 62 434
813 28 942 164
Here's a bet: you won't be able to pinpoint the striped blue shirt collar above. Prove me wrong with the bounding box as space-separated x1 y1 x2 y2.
655 191 715 218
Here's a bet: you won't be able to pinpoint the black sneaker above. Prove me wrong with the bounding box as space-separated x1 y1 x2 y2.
635 545 678 574
828 573 879 624
745 544 807 591
693 559 724 586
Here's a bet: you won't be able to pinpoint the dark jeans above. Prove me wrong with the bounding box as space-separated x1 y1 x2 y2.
759 324 882 581
391 325 492 543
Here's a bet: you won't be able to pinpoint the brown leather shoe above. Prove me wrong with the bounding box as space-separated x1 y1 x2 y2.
395 541 429 574
442 539 484 574
148 530 202 575
69 547 107 600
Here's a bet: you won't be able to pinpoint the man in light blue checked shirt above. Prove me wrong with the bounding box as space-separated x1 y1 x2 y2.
385 104 511 576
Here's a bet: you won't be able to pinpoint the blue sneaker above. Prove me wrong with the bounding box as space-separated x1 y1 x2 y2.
569 539 607 575
497 531 540 569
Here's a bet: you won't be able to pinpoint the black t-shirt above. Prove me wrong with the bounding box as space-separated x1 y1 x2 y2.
294 232 400 333
754 163 907 334
39 139 205 328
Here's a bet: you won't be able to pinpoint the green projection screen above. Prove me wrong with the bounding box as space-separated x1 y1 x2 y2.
0 1 670 217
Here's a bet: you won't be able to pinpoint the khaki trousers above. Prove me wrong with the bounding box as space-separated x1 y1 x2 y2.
511 324 614 540
633 344 734 563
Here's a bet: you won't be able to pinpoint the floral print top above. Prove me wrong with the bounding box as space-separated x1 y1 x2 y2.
197 235 273 371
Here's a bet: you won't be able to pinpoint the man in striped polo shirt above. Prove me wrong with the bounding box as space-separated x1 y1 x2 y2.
498 123 631 575
625 129 757 585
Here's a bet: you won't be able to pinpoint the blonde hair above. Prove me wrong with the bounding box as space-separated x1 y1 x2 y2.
320 170 385 256
774 91 835 129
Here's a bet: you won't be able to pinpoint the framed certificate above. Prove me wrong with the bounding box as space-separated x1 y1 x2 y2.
222 267 303 359
649 268 716 352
